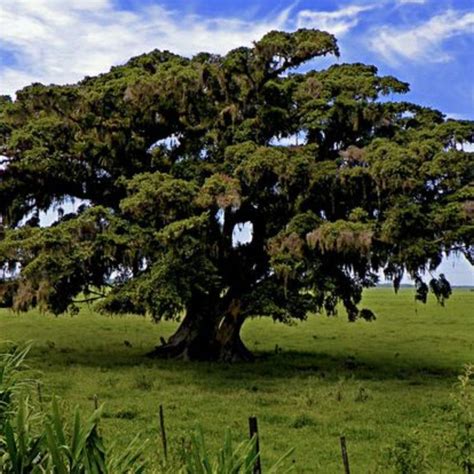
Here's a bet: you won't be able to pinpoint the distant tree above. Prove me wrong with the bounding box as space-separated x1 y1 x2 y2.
0 30 472 360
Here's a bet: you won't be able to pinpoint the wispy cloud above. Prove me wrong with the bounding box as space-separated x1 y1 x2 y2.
296 5 376 36
0 0 291 97
395 0 426 5
2 0 472 104
0 1 379 99
370 9 474 64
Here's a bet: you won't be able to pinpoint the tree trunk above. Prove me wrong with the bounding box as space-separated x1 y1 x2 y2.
214 298 254 362
147 297 253 362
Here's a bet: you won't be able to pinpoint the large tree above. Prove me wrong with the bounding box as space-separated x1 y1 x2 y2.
0 30 472 361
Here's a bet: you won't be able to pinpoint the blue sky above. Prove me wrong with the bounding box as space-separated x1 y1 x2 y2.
1 0 473 284
1 0 472 117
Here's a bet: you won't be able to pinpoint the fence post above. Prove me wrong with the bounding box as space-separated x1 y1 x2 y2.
159 404 168 461
340 436 351 474
249 416 262 474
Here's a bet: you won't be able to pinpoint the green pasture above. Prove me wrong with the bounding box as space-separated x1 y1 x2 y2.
1 288 473 472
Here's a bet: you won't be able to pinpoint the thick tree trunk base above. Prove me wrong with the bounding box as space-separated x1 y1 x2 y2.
147 315 254 362
147 339 254 362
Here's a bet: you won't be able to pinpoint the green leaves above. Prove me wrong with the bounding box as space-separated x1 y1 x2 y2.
121 172 198 226
2 398 46 474
44 399 108 474
197 174 241 210
254 29 339 75
0 207 129 314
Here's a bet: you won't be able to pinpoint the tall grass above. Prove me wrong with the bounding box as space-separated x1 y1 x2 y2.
0 344 149 473
179 427 293 473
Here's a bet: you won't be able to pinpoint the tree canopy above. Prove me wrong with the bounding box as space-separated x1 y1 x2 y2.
0 29 472 360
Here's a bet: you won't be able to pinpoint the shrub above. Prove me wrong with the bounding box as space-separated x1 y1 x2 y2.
385 436 430 474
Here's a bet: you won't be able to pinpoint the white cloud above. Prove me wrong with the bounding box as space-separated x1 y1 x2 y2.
0 1 291 97
396 0 426 4
370 9 474 64
296 5 376 36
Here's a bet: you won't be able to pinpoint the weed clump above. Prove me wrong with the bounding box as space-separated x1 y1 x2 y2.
291 414 316 429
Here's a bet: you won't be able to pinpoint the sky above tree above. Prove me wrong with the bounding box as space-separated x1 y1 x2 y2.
0 0 472 285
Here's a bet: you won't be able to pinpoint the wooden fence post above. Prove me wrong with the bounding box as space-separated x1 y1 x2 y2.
249 416 262 474
159 404 168 461
340 436 351 474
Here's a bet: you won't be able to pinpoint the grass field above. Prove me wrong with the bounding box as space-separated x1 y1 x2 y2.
1 288 473 472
